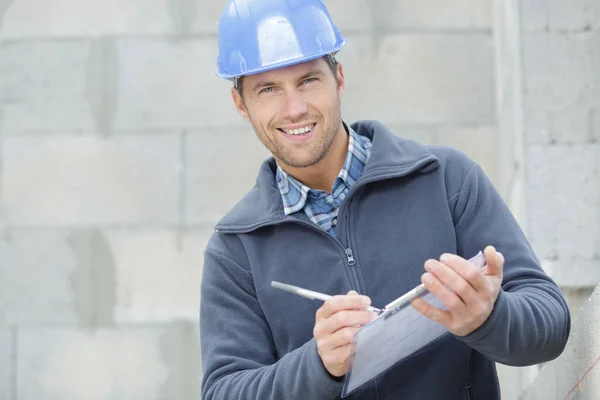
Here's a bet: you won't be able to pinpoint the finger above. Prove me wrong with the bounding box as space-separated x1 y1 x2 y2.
411 296 451 326
424 259 479 305
421 272 465 312
484 246 504 278
316 294 371 320
438 253 487 293
316 309 374 337
319 326 361 351
347 290 359 296
314 309 371 338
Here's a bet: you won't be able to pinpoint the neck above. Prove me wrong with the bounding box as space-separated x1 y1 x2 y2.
279 122 348 193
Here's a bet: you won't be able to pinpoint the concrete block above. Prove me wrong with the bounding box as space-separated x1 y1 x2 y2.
562 287 597 321
104 229 209 323
0 0 171 38
190 0 224 35
0 228 194 327
17 322 201 400
167 0 203 36
497 363 541 400
0 230 78 324
593 33 600 143
389 126 437 145
1 134 180 226
430 125 499 187
185 128 271 225
338 33 494 126
114 39 241 131
391 125 499 187
520 284 600 400
0 228 122 326
522 0 600 32
321 0 372 32
0 41 95 134
0 329 11 399
194 0 492 36
527 144 600 261
325 0 491 32
541 260 600 288
523 32 598 144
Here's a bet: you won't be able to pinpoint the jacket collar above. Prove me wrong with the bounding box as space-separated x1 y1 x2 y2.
214 120 439 232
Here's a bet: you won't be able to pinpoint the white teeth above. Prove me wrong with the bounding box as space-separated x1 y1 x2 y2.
284 125 313 135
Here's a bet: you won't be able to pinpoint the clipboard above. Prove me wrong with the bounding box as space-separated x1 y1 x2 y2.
341 252 486 397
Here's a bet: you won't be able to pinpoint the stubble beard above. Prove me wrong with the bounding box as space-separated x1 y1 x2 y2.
251 100 342 169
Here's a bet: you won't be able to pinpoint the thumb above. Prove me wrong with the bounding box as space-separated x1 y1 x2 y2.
484 245 504 278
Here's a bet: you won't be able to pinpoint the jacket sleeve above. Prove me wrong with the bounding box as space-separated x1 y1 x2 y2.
449 161 571 366
200 236 343 400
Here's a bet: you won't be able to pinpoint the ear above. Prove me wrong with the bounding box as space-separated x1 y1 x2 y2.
231 88 250 122
335 63 345 99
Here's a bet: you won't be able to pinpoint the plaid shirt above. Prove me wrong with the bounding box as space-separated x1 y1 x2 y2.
275 125 372 237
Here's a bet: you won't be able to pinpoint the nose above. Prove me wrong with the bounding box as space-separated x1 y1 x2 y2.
280 89 308 121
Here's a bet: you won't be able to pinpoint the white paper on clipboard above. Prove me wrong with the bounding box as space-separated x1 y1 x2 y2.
341 252 486 397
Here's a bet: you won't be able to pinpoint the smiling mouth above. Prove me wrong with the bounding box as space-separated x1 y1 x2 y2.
277 123 316 135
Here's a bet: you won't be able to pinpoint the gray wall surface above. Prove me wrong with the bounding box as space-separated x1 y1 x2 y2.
519 285 600 400
0 0 597 398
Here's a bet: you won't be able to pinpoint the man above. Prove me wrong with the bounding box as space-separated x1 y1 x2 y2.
200 0 571 399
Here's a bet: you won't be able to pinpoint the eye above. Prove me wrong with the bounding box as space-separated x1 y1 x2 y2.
301 77 317 85
259 87 275 94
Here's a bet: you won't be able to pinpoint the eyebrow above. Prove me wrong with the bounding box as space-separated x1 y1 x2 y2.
251 70 326 93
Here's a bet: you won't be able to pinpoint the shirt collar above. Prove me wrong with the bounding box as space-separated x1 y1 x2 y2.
275 122 371 215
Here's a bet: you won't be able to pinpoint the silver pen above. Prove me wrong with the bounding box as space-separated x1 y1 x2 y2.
382 251 486 312
382 283 428 311
271 281 382 314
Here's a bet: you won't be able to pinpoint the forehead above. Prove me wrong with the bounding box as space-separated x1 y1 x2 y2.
244 57 330 85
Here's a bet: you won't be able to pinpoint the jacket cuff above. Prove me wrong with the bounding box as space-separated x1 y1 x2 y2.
306 339 345 395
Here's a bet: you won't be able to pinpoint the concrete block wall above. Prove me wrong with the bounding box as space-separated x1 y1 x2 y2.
5 0 592 398
521 0 600 293
493 0 600 398
521 0 600 396
519 284 600 400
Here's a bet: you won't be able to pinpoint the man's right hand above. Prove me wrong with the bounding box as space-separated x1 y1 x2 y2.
313 290 377 378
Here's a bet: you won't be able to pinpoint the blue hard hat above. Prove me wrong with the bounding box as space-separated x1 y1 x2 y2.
216 0 346 79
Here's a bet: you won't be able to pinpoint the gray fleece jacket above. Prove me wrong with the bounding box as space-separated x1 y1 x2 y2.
200 119 570 400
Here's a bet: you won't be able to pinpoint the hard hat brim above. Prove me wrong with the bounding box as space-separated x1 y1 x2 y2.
216 42 345 80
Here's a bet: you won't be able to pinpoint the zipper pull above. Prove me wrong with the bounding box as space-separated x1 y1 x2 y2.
345 248 356 265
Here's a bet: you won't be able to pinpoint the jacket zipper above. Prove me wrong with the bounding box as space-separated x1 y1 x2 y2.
344 248 361 291
289 220 361 292
219 218 363 292
465 384 474 400
341 196 362 292
214 159 439 295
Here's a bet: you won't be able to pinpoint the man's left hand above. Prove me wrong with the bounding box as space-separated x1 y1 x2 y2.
411 246 504 337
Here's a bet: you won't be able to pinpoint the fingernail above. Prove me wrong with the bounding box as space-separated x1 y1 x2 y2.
424 260 436 272
440 253 450 263
423 274 434 285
